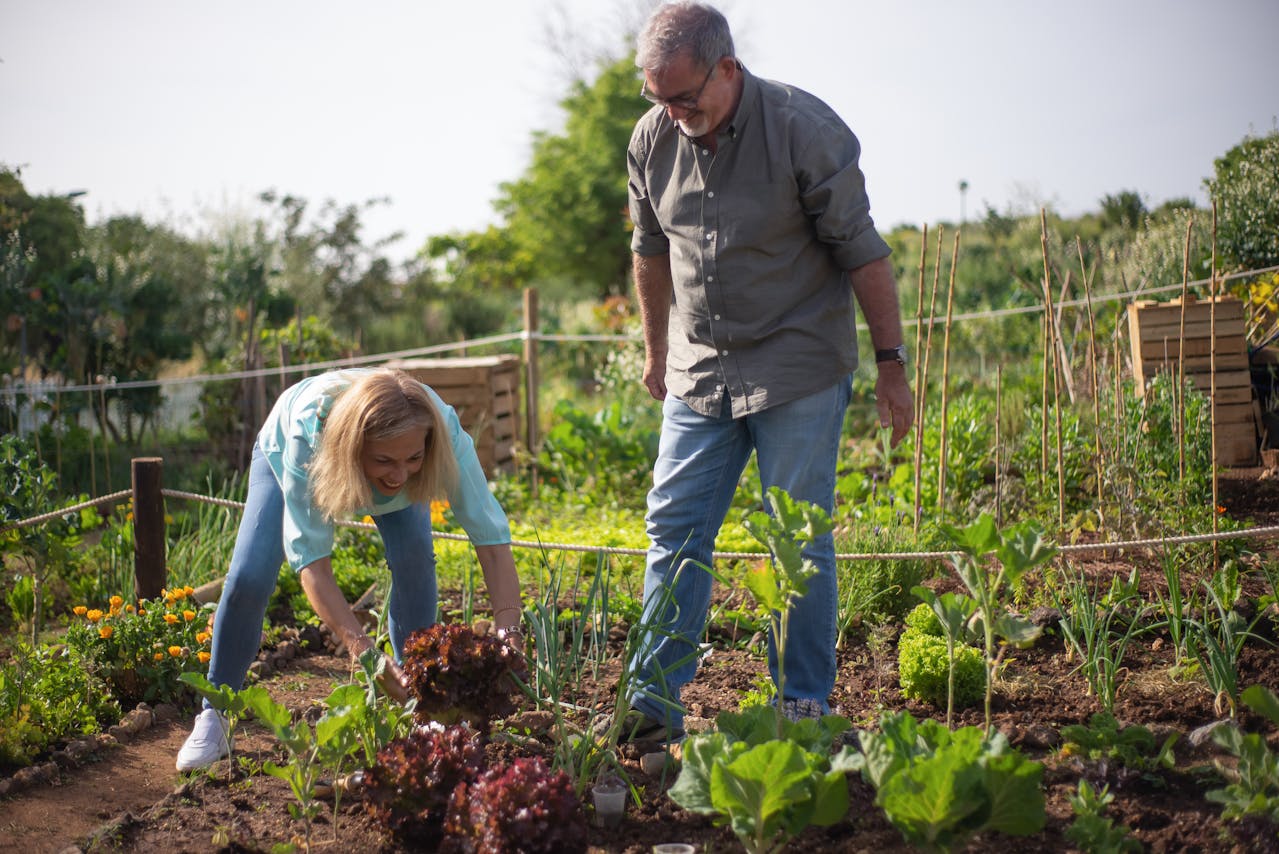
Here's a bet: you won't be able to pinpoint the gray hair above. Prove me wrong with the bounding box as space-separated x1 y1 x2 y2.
636 2 735 72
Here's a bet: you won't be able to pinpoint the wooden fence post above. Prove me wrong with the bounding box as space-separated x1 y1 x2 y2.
523 288 540 497
132 457 167 601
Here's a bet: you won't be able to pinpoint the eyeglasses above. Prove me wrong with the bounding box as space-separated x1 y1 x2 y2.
640 62 717 112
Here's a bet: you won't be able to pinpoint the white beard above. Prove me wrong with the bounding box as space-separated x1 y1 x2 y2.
677 115 711 138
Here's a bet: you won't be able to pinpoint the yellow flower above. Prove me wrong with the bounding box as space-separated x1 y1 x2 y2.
430 499 450 527
137 609 146 616
168 646 182 657
164 613 179 624
73 606 87 616
154 652 165 661
125 604 135 613
86 609 103 623
183 610 196 622
99 625 114 639
198 651 211 664
183 585 194 596
109 595 124 608
196 631 211 645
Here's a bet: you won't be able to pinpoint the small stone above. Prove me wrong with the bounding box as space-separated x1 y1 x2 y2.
640 751 672 776
107 725 129 742
152 703 180 722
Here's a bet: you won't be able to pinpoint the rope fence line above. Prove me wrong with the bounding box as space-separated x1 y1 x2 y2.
7 486 1277 564
6 264 1277 400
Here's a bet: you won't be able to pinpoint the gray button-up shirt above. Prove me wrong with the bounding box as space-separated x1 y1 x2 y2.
627 68 891 418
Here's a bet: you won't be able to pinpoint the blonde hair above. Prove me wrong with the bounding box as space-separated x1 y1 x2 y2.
308 369 458 521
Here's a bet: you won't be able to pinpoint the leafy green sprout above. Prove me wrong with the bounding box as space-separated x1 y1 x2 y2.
939 512 1056 734
739 486 834 740
910 587 979 728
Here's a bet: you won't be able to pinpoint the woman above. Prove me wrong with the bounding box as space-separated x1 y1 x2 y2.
176 367 523 770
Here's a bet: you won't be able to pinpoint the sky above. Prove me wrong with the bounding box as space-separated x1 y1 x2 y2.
3 0 1277 266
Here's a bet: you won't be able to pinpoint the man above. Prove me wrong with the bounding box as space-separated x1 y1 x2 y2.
618 1 913 743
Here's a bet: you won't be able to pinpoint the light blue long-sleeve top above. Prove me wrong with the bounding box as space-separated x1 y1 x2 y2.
256 369 512 571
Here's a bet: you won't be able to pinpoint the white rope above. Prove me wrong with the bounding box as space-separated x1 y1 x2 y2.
0 490 133 535
8 486 1273 561
9 264 1276 401
154 488 1279 563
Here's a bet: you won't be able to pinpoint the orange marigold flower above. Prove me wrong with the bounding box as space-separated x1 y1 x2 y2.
184 586 194 596
125 604 135 613
196 631 211 645
99 625 114 639
163 613 179 624
168 645 182 657
183 610 196 622
137 609 146 616
86 609 104 622
154 652 165 661
73 606 88 616
198 651 211 664
109 595 124 607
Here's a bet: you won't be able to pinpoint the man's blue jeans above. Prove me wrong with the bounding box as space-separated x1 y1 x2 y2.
630 377 852 730
205 445 438 700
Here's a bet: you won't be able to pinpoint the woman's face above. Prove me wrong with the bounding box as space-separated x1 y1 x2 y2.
360 428 427 495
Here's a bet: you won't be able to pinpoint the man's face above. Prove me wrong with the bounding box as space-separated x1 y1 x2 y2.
643 52 732 139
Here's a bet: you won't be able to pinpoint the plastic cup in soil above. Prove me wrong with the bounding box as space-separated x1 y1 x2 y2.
652 845 696 854
592 780 627 828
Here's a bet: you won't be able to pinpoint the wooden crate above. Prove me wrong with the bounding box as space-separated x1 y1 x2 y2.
1127 295 1257 466
386 355 521 477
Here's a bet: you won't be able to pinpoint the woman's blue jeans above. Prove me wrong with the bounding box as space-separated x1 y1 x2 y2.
629 377 852 730
205 446 438 699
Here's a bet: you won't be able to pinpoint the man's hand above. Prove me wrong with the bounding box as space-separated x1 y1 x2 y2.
643 347 668 401
875 362 914 447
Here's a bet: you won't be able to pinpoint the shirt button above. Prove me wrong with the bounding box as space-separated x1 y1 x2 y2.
705 233 713 241
714 314 721 320
707 191 715 198
720 349 728 356
707 275 714 282
702 148 710 155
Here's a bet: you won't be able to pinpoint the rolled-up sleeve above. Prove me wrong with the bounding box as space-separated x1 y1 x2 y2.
279 427 336 571
431 389 511 546
628 124 671 257
796 121 891 271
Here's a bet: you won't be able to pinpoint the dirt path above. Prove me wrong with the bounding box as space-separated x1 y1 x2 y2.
0 652 349 854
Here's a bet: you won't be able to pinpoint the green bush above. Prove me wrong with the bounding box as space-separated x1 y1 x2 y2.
897 630 985 708
0 643 119 771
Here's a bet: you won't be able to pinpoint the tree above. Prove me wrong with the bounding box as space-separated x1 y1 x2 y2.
1099 190 1146 232
426 54 650 309
1205 129 1279 272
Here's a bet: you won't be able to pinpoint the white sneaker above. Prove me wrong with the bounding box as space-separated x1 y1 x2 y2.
176 709 231 771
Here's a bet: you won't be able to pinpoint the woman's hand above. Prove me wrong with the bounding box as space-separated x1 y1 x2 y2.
378 655 409 704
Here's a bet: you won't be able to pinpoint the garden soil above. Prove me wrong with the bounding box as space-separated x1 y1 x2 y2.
2 465 1278 854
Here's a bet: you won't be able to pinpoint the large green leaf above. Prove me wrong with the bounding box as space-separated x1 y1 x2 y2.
711 740 811 843
980 750 1046 836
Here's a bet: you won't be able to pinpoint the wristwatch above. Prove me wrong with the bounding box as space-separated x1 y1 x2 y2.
875 345 908 367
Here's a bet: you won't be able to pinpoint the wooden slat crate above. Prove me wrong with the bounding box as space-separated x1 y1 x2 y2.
1127 295 1257 466
386 355 521 477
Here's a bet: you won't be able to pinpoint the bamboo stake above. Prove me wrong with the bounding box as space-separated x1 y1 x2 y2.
995 363 1003 527
1077 237 1104 512
918 226 944 525
1040 294 1050 484
1040 210 1065 526
937 230 960 518
1177 216 1194 484
1211 202 1219 561
911 224 929 533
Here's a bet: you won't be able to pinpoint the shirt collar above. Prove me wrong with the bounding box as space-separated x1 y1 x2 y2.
719 62 755 142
